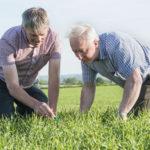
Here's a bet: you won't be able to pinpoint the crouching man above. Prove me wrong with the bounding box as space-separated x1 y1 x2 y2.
0 7 60 118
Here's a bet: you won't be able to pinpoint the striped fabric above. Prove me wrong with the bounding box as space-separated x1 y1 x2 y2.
0 26 61 88
82 32 150 87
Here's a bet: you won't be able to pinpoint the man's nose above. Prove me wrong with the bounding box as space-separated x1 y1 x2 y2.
35 36 42 42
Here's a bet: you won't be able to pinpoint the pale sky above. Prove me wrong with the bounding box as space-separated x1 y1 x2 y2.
0 0 150 75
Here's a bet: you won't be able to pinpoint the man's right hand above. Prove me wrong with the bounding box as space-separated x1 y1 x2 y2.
34 101 56 118
118 111 128 121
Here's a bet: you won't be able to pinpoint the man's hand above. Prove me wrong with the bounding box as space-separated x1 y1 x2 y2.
118 112 128 121
34 101 56 118
2 65 56 118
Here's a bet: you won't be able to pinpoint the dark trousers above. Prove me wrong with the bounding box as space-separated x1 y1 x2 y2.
132 77 150 115
0 79 48 117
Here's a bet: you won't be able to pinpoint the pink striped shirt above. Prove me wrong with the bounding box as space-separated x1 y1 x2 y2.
0 26 61 88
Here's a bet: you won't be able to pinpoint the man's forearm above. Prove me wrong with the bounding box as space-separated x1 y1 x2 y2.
80 84 96 112
48 58 60 114
8 84 39 109
48 81 59 113
119 78 142 115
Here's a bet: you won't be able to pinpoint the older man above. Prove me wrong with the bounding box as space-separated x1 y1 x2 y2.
68 24 150 120
0 7 60 118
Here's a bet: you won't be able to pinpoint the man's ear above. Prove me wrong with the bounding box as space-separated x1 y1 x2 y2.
94 40 99 48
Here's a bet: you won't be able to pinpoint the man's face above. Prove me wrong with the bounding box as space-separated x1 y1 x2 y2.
24 26 48 48
70 38 99 62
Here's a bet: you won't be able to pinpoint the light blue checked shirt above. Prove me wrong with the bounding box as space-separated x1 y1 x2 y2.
82 32 150 87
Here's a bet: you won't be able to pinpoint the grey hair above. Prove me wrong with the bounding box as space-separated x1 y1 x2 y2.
22 7 49 31
68 24 99 44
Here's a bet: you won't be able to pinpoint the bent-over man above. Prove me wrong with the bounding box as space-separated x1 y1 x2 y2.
68 24 150 120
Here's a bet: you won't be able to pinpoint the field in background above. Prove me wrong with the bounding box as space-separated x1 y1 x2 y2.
0 85 149 150
47 85 122 111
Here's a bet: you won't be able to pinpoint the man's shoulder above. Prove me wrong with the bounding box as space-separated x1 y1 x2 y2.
99 31 135 49
47 27 57 39
100 31 131 40
1 26 22 40
99 32 121 49
46 28 60 49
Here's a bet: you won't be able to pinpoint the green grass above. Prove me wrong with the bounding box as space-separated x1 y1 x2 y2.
0 85 149 150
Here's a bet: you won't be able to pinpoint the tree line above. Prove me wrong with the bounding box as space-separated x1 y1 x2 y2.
36 76 114 87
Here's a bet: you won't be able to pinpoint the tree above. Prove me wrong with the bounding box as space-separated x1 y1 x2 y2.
63 77 81 85
39 80 48 85
96 77 105 85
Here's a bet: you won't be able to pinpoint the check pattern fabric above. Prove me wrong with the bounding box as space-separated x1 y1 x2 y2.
82 32 150 87
0 26 61 88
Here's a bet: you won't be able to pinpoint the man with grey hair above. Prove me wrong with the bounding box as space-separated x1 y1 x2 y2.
0 7 60 118
69 24 150 120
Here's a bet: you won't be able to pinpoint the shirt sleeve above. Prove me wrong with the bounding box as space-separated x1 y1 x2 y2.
112 39 145 79
0 39 16 66
81 62 97 84
50 33 61 59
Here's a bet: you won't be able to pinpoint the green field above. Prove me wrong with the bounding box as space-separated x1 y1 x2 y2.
0 85 149 150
